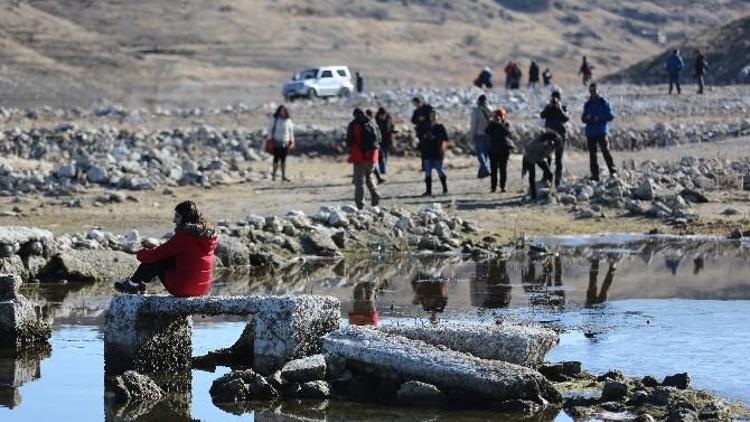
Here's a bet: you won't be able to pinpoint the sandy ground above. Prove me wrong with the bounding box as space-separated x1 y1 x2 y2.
1 135 748 240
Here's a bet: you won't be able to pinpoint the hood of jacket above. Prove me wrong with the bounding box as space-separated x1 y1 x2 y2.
177 223 219 251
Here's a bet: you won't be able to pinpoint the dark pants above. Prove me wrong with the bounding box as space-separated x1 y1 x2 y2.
489 149 510 192
131 258 174 284
669 73 681 94
697 74 705 94
272 147 288 165
378 147 389 175
523 159 552 199
587 136 616 181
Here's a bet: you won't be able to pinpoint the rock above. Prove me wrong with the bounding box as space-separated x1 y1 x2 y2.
85 166 108 184
0 274 51 347
666 408 699 422
331 230 347 249
597 369 625 382
280 354 326 383
215 235 250 266
296 380 331 399
679 188 709 203
662 373 690 390
380 322 559 367
634 414 656 422
578 209 595 219
634 178 657 200
111 370 164 403
642 375 659 387
721 208 739 216
210 369 278 403
327 210 349 228
322 326 561 404
539 361 582 382
42 250 137 283
300 230 341 257
396 380 445 407
600 379 630 402
559 193 577 205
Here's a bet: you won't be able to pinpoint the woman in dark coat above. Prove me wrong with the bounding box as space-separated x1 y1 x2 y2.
420 110 449 196
485 108 514 193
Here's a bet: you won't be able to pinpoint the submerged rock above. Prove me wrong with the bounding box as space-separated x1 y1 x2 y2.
210 369 278 403
111 370 164 403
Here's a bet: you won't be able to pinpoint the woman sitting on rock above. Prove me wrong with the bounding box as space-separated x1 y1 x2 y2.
114 200 219 297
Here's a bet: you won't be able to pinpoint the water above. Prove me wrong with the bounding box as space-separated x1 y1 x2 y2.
2 236 750 420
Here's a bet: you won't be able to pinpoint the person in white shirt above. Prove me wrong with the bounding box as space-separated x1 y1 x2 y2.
267 105 295 181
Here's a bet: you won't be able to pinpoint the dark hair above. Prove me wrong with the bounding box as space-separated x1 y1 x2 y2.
274 105 290 119
477 94 487 104
365 109 374 118
551 90 561 99
175 200 207 225
412 97 421 104
589 82 597 89
376 107 387 115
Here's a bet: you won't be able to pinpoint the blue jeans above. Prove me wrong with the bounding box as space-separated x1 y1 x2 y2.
669 73 681 94
423 159 445 178
378 148 389 174
474 135 490 178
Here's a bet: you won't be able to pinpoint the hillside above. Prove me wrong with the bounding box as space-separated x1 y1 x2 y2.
605 15 750 85
0 0 748 107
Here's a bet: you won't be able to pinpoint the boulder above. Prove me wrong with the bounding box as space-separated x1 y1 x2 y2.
380 323 559 367
662 373 691 390
322 326 561 405
210 369 278 403
601 379 630 402
43 250 137 283
215 235 250 266
0 274 51 347
397 380 445 407
111 370 164 403
280 354 326 383
296 380 331 399
300 230 341 257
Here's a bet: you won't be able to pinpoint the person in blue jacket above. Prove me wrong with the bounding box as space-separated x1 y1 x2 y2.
581 83 617 181
666 49 684 94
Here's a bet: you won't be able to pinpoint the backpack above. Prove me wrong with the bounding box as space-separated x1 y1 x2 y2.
360 120 381 152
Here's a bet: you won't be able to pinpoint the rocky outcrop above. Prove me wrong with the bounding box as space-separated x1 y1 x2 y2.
0 274 50 348
40 250 137 283
110 370 164 403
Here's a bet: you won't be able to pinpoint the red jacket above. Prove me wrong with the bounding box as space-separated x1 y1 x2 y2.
136 223 219 297
347 120 379 164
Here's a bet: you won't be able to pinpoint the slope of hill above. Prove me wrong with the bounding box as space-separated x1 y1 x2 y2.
0 0 748 107
605 15 750 85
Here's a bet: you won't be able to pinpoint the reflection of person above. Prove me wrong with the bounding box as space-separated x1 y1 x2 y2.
411 279 448 321
586 258 616 306
693 256 705 275
485 259 512 308
349 280 387 326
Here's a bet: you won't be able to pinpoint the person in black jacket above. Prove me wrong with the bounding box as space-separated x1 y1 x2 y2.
420 110 449 196
528 61 540 89
375 107 395 178
695 50 708 94
411 97 434 171
484 108 514 193
540 91 569 187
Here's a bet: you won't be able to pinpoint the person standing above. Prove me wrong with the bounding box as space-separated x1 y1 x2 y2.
666 49 684 94
581 83 617 181
421 110 449 196
504 61 513 89
695 50 708 94
528 61 540 89
267 105 295 182
411 97 434 171
542 68 553 87
470 95 492 178
579 56 593 86
375 107 395 179
474 67 493 89
484 108 514 193
540 90 569 187
365 109 386 184
522 130 559 200
346 108 380 209
355 71 365 94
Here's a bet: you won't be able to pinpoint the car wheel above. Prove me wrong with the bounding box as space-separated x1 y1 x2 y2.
339 88 350 98
307 89 318 99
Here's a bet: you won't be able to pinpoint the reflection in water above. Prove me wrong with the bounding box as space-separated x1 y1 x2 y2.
521 256 566 308
0 345 50 409
471 259 512 309
349 280 388 326
693 256 704 275
411 278 448 323
586 258 617 307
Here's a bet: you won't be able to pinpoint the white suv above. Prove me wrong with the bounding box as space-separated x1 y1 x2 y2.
282 66 354 101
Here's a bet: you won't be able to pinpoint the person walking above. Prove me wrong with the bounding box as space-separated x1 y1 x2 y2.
346 108 381 209
522 130 560 200
365 109 386 184
542 68 553 87
528 61 540 89
114 201 218 296
484 108 514 193
375 107 395 179
411 97 434 171
695 50 708 94
420 110 449 196
666 49 684 94
355 71 365 94
582 83 617 181
267 105 295 182
579 56 593 86
470 95 492 179
540 90 569 187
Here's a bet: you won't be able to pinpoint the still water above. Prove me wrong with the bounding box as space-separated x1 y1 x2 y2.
1 236 749 421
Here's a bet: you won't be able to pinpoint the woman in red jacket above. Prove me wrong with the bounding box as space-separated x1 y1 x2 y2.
114 201 219 297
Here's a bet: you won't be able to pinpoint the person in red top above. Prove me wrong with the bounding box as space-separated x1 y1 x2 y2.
346 108 380 209
114 200 219 297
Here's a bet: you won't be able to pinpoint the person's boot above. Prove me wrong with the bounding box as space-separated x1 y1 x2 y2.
439 175 448 195
422 177 432 197
272 162 278 181
114 278 146 294
281 163 290 182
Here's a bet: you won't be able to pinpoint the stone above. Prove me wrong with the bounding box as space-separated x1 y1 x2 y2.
0 274 51 347
280 354 326 383
559 193 577 205
642 375 659 387
300 230 341 257
600 379 630 402
296 380 331 399
42 250 137 283
578 209 595 219
721 208 740 216
215 235 250 266
538 361 582 382
396 380 445 407
210 369 278 403
331 230 347 249
380 322 559 367
597 369 625 382
679 188 709 204
111 370 164 403
322 326 561 404
86 166 109 184
0 226 54 249
662 373 691 390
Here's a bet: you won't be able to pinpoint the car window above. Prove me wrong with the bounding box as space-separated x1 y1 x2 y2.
300 69 318 80
337 70 347 77
320 70 333 78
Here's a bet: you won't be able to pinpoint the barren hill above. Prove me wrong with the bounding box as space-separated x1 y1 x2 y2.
0 0 748 107
605 15 750 85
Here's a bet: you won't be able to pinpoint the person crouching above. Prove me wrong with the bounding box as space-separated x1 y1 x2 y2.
522 130 561 200
114 201 219 297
